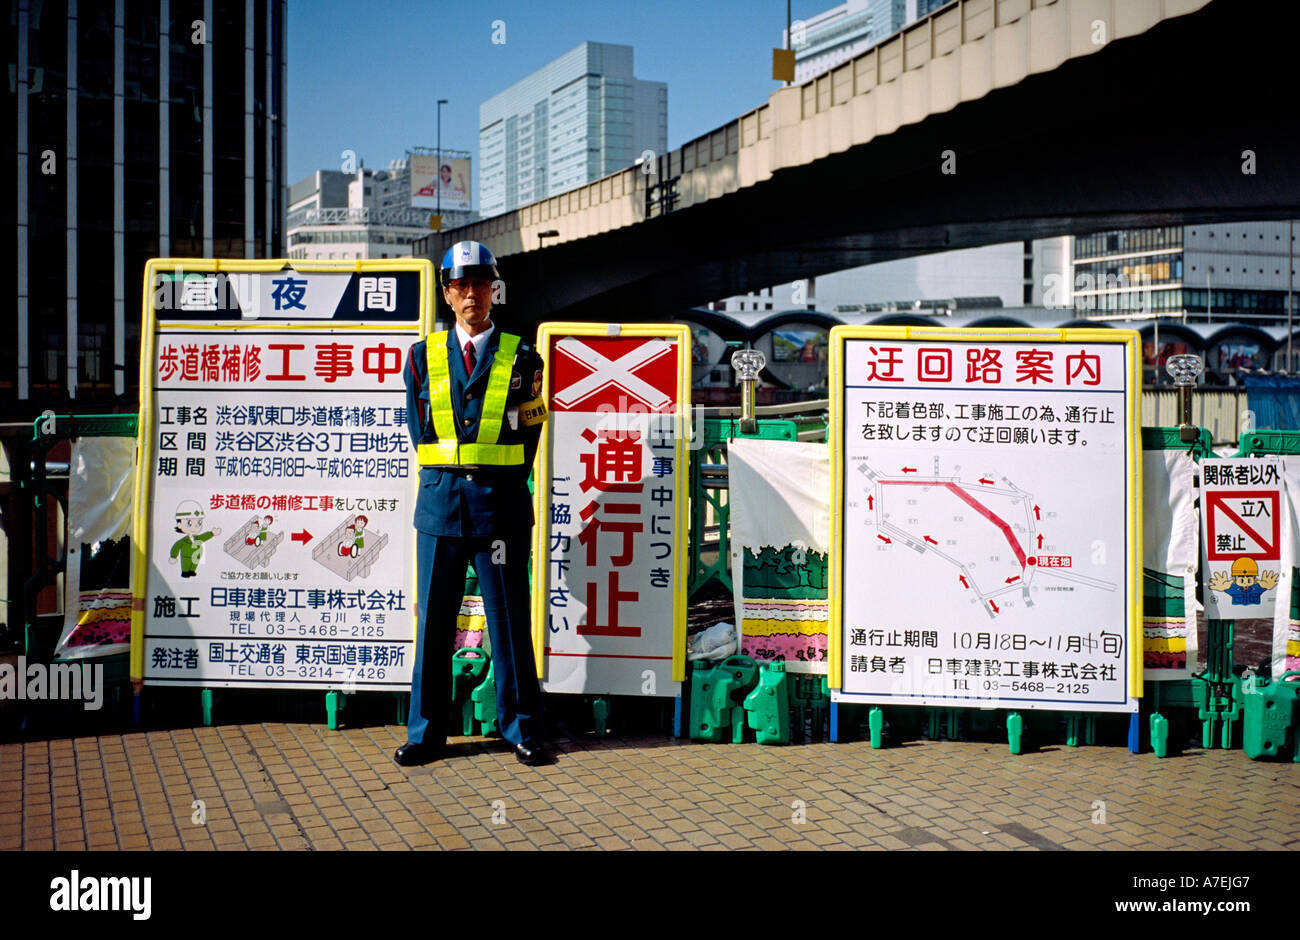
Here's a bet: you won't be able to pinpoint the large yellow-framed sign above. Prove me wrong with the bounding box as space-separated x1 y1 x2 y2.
828 327 1143 712
131 258 432 690
531 323 691 696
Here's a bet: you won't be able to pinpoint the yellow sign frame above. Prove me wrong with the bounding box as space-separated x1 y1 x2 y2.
827 325 1143 704
530 322 692 685
130 257 434 682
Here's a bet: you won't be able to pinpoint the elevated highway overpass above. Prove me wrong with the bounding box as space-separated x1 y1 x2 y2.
416 0 1300 330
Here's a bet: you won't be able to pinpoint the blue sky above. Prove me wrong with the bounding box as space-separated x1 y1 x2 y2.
288 0 828 193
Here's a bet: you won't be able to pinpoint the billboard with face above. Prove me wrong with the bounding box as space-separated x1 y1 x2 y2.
410 154 471 211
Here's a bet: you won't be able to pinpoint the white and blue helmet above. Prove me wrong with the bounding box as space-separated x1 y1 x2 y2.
440 240 499 285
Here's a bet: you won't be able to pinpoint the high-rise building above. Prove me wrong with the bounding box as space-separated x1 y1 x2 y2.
787 0 951 84
479 42 666 217
9 0 287 415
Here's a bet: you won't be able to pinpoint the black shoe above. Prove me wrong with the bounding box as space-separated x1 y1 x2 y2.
513 741 550 766
394 741 441 766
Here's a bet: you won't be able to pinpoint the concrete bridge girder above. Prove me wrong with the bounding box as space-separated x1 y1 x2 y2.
417 0 1297 332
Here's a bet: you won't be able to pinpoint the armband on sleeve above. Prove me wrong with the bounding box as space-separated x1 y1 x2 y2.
519 396 548 426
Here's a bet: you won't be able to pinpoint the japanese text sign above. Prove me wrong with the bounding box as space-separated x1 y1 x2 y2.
828 328 1143 713
532 323 691 696
1200 457 1283 619
132 259 432 691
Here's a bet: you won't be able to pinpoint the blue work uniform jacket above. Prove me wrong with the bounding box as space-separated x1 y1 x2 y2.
403 327 544 538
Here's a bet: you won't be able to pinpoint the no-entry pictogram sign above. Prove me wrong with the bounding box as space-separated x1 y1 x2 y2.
549 336 679 413
1200 457 1283 619
1204 490 1281 561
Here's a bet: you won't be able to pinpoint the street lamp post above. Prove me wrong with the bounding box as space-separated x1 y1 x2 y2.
1288 218 1295 373
1166 353 1204 445
731 348 766 435
436 98 448 228
786 0 791 86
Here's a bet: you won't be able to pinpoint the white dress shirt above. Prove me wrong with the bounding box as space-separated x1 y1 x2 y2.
454 322 494 370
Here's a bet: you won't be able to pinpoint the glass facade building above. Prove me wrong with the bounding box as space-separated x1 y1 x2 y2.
478 42 667 218
1072 223 1297 319
9 0 287 416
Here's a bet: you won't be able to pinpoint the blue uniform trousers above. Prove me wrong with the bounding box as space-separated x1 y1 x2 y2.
406 530 544 748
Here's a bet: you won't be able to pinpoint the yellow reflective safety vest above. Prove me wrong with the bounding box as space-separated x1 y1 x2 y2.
416 331 526 467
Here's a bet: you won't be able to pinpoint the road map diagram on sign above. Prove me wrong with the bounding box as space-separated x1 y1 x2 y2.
855 458 1116 617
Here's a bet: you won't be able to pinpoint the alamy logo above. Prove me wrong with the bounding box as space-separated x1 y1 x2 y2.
0 657 104 710
49 870 151 920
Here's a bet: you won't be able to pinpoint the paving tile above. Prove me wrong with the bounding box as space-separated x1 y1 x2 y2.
8 722 1300 853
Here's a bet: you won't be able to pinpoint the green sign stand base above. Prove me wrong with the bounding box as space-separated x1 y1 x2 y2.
592 697 610 738
325 690 343 731
868 706 885 748
1006 712 1023 755
1064 713 1098 747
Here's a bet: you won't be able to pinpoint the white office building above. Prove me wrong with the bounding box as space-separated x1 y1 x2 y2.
479 42 667 217
787 0 950 83
286 158 477 261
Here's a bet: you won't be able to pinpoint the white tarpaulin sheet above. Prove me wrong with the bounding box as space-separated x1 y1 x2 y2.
1140 449 1200 680
729 439 830 674
56 437 136 660
1271 457 1300 676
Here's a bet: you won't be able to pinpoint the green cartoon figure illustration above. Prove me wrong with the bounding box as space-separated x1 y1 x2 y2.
168 500 221 578
1208 556 1278 606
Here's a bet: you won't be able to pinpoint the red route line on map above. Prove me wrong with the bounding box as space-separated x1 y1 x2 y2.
878 480 1028 569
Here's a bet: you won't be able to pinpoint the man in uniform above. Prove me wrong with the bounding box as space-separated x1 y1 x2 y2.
396 240 550 767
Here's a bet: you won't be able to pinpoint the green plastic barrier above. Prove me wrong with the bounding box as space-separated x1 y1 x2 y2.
1240 671 1299 760
1235 431 1300 457
470 660 499 736
786 673 829 742
743 661 790 745
450 647 490 735
1141 426 1216 758
689 654 759 742
1173 428 1300 759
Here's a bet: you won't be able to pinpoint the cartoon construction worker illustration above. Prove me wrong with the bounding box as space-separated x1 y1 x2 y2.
1209 556 1278 606
168 500 221 578
338 514 367 557
246 514 274 546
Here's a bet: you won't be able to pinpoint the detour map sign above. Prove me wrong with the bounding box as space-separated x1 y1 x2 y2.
829 327 1142 713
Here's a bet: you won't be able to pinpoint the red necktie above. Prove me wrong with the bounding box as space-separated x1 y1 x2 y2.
463 339 477 376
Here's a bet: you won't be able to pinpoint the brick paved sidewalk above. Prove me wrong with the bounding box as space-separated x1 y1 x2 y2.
3 722 1297 851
